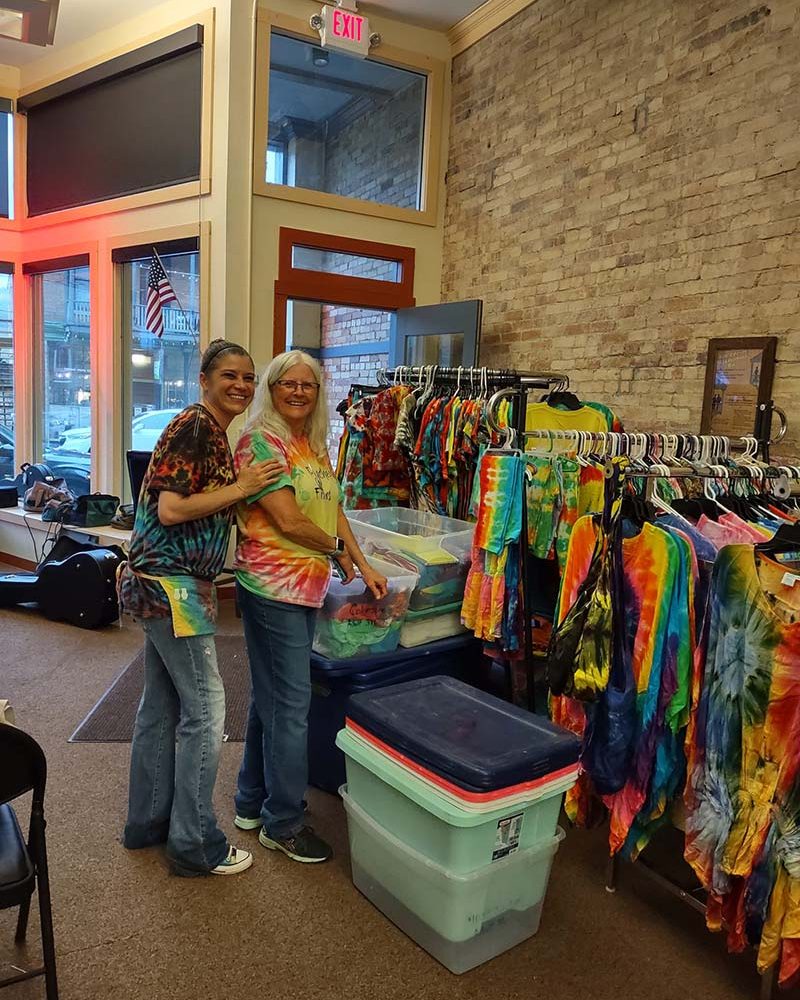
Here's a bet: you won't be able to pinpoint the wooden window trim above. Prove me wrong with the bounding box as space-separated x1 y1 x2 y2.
273 227 415 355
254 10 444 229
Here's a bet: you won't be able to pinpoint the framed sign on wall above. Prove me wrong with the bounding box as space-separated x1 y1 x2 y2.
700 336 777 437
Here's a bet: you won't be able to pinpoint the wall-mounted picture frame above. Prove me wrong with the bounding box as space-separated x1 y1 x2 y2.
700 336 777 438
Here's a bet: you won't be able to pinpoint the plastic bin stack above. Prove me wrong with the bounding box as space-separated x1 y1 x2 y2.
312 555 418 660
336 676 581 974
307 635 483 794
347 509 474 648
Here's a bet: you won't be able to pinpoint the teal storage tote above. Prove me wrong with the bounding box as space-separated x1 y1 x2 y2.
342 786 564 973
336 725 576 874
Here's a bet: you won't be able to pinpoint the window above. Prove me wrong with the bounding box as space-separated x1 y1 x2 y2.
117 244 200 490
0 266 12 480
20 25 204 216
286 298 390 460
28 261 92 496
266 31 426 211
0 101 12 219
266 140 286 185
292 246 402 282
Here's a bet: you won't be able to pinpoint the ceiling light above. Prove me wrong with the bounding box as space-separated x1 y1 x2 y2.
312 46 329 68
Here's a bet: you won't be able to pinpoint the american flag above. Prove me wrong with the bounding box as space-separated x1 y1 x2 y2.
145 254 178 338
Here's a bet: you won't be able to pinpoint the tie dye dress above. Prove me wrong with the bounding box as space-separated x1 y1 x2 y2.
684 544 800 986
550 517 693 852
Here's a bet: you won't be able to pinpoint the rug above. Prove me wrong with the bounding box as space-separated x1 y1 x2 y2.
69 635 252 742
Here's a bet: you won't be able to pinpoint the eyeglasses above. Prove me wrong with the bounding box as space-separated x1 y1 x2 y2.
274 379 319 394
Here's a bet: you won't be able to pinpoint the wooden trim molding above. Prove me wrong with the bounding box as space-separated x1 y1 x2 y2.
0 551 36 571
253 9 443 228
273 226 415 355
449 0 538 56
15 8 214 224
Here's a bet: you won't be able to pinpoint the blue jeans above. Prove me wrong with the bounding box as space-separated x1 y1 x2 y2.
123 617 228 875
235 584 316 839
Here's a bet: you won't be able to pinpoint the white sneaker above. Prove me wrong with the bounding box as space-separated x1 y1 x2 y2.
210 846 253 875
234 815 262 831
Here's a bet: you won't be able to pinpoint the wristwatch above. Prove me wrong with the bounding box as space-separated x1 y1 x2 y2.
331 536 346 556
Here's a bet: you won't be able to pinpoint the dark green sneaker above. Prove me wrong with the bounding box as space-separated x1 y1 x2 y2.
259 825 332 864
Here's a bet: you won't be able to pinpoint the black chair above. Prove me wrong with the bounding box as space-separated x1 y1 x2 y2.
0 723 58 999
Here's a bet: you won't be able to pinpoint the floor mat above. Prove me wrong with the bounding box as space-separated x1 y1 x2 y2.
69 634 252 742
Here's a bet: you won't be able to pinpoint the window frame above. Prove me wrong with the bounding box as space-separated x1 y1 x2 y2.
22 248 98 488
273 227 415 355
253 9 444 228
110 223 210 500
13 9 215 229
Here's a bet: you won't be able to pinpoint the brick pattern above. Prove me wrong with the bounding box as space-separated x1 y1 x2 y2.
322 352 389 461
442 0 800 456
325 78 425 210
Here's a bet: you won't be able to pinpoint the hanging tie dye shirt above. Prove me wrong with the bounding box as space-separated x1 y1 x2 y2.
234 429 341 608
118 404 235 635
683 545 800 984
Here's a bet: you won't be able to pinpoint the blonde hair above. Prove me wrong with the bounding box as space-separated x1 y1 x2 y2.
247 350 329 456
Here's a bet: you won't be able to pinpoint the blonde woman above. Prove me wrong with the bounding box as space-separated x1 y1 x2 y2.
232 350 388 863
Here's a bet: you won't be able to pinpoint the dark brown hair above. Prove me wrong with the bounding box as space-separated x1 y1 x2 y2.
200 339 253 375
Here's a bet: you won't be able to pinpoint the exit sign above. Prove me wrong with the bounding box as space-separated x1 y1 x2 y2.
319 4 370 58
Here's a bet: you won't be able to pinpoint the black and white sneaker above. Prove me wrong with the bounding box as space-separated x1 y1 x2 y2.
259 826 332 864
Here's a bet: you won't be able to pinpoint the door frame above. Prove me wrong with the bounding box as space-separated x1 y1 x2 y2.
272 227 416 356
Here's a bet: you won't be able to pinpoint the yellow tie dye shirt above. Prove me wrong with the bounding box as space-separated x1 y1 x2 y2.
234 429 341 608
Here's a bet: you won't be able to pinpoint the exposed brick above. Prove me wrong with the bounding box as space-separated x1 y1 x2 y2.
442 0 800 456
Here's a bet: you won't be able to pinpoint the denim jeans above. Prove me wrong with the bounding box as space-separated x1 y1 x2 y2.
123 617 229 875
234 584 316 839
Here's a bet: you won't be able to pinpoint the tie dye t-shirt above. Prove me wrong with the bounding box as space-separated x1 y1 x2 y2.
118 404 236 629
234 429 341 608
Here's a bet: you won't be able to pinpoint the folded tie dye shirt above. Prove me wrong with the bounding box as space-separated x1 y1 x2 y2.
234 429 341 608
118 404 236 632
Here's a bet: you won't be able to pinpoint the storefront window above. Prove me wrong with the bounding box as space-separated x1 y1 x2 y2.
0 270 13 480
266 32 426 211
33 265 92 495
121 251 200 489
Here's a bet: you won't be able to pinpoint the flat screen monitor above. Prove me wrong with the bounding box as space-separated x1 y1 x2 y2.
126 450 152 518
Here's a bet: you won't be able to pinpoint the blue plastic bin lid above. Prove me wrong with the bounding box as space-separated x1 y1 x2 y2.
310 633 480 679
346 676 581 792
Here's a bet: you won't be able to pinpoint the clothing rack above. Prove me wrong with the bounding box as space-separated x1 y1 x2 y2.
513 424 798 1000
376 366 571 713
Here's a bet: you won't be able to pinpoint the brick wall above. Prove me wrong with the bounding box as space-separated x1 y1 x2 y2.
442 0 800 454
325 77 425 210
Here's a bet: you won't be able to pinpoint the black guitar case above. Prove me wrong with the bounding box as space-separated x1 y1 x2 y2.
0 538 125 629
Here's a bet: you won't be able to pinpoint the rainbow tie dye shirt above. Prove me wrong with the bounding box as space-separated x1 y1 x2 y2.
118 404 236 636
234 430 341 608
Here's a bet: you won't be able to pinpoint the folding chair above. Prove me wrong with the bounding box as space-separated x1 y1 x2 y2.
0 723 58 998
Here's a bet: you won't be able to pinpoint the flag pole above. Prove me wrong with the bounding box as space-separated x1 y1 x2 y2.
152 246 199 344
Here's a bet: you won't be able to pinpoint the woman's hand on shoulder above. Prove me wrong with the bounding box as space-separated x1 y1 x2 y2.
236 459 284 497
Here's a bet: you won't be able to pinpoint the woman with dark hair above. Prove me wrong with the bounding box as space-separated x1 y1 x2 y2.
119 339 283 877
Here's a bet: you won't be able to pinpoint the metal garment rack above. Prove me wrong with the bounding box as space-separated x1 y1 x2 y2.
494 421 797 997
379 366 570 713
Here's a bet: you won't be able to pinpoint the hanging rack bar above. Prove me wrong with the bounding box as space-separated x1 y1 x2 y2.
379 366 569 391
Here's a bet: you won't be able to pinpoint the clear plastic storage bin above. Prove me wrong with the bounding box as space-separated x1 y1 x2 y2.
399 603 467 647
347 510 474 612
336 725 576 873
313 556 418 660
342 786 564 973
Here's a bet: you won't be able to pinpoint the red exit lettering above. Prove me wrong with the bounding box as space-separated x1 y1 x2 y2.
332 9 364 43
